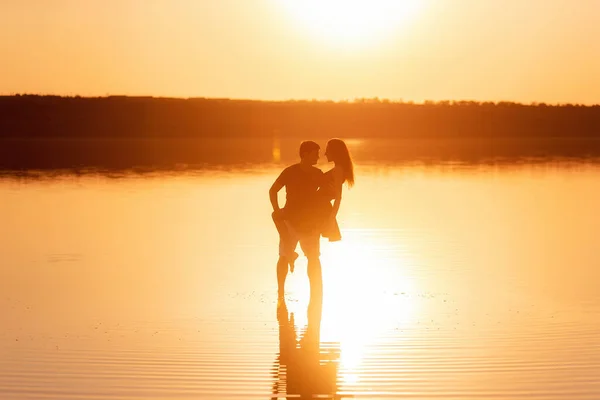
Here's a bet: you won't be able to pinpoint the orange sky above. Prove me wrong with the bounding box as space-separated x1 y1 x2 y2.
1 0 599 104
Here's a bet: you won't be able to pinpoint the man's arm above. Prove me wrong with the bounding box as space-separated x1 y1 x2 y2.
269 170 287 213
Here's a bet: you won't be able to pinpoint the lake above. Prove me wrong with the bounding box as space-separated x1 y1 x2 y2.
1 157 599 399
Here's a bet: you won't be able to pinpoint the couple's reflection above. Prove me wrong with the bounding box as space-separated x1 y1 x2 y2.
272 295 340 399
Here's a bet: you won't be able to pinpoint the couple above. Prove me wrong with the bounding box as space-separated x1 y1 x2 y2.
269 139 355 299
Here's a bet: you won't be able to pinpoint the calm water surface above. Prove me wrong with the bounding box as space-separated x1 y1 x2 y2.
1 161 599 399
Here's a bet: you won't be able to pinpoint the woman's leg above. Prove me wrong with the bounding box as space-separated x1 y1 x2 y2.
273 212 299 298
324 217 342 242
318 201 342 242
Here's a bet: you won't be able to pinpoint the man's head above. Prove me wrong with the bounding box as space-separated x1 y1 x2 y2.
299 141 320 165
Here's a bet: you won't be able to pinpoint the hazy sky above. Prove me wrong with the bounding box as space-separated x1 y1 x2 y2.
1 0 599 103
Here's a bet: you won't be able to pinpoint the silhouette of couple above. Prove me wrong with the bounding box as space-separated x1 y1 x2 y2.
270 139 355 298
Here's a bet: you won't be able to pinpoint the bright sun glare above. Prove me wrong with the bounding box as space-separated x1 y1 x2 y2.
280 0 423 47
285 230 420 382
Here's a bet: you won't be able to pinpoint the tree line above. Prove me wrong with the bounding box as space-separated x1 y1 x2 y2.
1 95 599 139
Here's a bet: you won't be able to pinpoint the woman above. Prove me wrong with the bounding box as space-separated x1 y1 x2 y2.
315 138 355 242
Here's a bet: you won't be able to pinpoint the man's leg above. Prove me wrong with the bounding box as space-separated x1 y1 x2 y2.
307 255 323 299
301 234 323 298
277 256 289 298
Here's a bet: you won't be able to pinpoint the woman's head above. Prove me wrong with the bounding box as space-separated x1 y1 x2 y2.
325 138 355 187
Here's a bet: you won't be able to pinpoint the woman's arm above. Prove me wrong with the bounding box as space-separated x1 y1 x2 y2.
330 168 345 218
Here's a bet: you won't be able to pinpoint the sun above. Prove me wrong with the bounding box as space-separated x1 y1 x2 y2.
279 0 423 48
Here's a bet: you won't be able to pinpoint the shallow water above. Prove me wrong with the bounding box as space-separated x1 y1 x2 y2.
1 162 599 399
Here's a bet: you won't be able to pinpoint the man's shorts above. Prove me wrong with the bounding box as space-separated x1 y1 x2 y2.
272 211 320 259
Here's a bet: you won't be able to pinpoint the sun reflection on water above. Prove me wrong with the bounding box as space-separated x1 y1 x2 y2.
285 228 420 387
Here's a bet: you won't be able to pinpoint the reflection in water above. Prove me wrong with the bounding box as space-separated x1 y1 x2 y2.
273 295 340 399
1 163 600 399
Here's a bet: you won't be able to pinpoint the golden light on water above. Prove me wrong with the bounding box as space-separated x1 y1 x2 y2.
279 0 424 48
3 166 600 398
285 230 420 380
272 136 281 163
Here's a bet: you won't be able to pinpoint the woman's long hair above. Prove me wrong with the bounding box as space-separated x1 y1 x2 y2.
327 139 355 188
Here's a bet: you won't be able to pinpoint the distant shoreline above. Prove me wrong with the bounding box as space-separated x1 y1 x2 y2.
2 94 599 107
1 95 599 140
2 95 599 170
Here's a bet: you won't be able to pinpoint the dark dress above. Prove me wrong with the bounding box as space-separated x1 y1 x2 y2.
315 170 342 242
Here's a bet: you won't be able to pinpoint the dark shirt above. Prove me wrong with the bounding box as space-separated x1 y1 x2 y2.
277 163 323 232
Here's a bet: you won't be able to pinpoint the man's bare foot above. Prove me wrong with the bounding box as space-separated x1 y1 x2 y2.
289 252 299 273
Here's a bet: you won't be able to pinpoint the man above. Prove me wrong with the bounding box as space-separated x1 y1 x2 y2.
269 141 323 299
